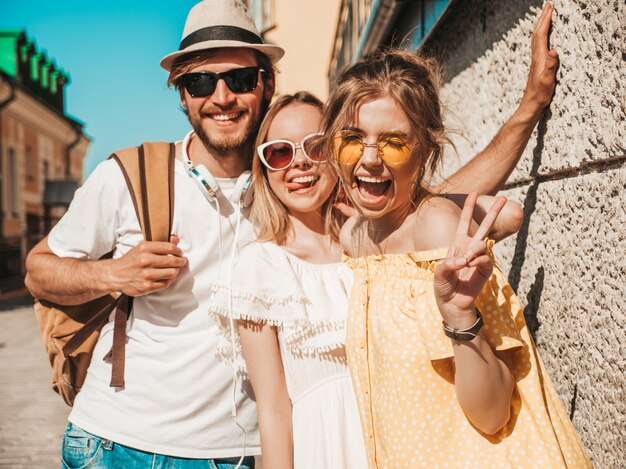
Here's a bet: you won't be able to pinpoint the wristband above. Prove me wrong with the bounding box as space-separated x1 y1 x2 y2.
442 310 483 341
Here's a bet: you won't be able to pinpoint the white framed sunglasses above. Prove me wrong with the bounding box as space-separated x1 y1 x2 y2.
257 132 326 171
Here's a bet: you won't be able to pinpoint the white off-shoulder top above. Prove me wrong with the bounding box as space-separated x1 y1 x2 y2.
208 241 367 469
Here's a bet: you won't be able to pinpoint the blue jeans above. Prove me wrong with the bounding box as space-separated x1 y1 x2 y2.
61 422 255 469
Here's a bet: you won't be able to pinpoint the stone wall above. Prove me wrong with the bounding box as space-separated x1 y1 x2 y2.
428 1 625 466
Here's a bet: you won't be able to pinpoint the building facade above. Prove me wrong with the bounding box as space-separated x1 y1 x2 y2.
0 30 90 295
246 0 340 100
329 0 452 82
329 0 625 466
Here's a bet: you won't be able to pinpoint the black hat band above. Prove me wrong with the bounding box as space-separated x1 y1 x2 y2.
180 25 264 50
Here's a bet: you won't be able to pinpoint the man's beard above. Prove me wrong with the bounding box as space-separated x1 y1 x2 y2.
187 104 265 157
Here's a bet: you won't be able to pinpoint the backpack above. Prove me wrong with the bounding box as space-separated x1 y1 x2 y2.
34 142 175 406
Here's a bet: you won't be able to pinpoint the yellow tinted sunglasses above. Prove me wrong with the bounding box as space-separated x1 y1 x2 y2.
332 130 415 166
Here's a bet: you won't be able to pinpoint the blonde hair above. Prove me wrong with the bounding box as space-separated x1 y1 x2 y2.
251 91 344 245
322 48 452 204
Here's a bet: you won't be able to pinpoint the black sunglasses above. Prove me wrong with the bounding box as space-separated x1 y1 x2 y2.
180 66 265 97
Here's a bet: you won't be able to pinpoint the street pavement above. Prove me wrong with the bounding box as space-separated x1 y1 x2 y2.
0 298 69 469
0 298 265 469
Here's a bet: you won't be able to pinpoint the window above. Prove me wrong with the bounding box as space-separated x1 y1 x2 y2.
408 1 452 50
9 148 19 216
26 145 34 180
337 3 355 73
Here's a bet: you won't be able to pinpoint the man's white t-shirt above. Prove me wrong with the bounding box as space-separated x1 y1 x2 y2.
47 135 260 458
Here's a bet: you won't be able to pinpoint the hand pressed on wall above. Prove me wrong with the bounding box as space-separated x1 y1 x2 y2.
522 2 560 112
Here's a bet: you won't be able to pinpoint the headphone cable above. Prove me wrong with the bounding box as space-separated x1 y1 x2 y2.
228 199 246 469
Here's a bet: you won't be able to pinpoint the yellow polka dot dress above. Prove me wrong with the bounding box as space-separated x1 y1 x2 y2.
344 247 591 468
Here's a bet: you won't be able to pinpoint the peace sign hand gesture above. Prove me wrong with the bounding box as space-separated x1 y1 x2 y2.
434 193 507 330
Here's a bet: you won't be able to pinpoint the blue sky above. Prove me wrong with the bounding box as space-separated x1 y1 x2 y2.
1 0 202 176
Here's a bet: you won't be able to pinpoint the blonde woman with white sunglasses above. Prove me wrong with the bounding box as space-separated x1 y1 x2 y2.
209 92 367 469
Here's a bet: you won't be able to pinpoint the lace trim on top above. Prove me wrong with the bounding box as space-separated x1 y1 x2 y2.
284 319 347 357
208 284 311 325
208 284 347 379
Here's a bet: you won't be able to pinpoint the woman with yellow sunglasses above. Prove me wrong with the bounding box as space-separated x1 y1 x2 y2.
322 48 590 468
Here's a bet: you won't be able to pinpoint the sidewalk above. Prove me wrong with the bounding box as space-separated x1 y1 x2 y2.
0 298 69 468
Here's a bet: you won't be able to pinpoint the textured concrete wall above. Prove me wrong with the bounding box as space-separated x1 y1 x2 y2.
427 1 625 466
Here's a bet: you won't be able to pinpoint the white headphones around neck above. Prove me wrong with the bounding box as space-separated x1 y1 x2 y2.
182 131 254 209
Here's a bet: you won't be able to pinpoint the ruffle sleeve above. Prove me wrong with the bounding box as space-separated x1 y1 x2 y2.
208 242 354 378
208 242 313 323
208 284 311 326
207 242 314 378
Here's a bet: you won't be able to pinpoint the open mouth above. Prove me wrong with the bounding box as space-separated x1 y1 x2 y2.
205 111 245 124
355 175 392 202
286 174 320 192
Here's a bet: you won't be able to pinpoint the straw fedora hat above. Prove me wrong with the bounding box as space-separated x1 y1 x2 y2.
160 0 285 71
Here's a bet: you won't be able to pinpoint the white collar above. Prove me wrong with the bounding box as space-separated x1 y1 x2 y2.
182 130 195 170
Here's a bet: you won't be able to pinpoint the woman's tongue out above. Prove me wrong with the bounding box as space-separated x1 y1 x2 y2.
286 175 318 192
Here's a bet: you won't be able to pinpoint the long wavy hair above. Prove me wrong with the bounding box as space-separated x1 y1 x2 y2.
251 91 343 245
322 48 452 205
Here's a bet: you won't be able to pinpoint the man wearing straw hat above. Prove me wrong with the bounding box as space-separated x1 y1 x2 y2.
27 1 282 467
25 0 558 467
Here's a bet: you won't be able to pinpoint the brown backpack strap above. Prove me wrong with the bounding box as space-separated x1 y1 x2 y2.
109 296 133 387
110 142 175 241
141 142 176 241
62 295 122 358
101 142 174 387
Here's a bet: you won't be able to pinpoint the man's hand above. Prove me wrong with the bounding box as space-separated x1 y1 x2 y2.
445 194 523 242
107 235 187 297
432 3 560 196
333 185 357 218
521 2 559 114
25 235 187 305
